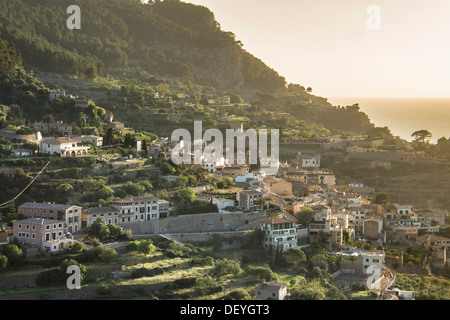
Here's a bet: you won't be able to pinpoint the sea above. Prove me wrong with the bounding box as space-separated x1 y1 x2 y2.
328 97 450 144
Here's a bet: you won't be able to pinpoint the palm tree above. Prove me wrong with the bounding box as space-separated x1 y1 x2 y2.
347 255 358 287
41 113 55 136
335 254 346 288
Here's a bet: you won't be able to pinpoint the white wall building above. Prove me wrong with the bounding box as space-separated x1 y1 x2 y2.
212 198 236 214
261 217 297 251
110 196 164 223
300 154 321 168
40 137 89 156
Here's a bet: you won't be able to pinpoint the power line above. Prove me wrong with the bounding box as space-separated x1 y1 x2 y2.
0 159 51 208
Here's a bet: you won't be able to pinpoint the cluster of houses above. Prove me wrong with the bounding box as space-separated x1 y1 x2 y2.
7 196 170 256
202 147 450 281
0 87 136 160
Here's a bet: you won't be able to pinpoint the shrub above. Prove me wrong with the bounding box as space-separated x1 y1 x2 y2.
97 283 111 295
173 277 197 289
191 256 214 266
1 244 23 266
127 241 140 252
98 248 117 262
91 238 102 247
138 239 156 255
221 289 250 300
36 259 86 287
131 267 164 279
69 242 86 254
212 259 242 277
246 266 277 281
0 255 8 272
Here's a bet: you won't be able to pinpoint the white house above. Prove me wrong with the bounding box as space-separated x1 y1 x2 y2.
48 89 66 100
73 135 103 147
10 148 33 157
261 217 297 251
339 250 385 275
40 137 89 157
299 154 321 168
395 204 413 215
110 196 164 223
212 198 236 214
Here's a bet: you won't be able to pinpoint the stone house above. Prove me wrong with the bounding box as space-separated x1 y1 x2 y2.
18 202 82 234
254 281 289 300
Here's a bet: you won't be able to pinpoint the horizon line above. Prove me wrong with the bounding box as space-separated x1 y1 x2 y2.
328 96 450 99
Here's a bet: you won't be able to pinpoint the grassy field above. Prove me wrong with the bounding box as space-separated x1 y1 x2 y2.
0 237 384 300
393 273 450 300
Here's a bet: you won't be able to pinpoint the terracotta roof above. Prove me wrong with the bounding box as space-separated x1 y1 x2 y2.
41 137 81 145
261 217 295 225
416 234 449 242
256 281 287 291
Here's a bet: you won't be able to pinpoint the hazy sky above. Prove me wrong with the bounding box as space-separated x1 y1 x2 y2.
184 0 450 98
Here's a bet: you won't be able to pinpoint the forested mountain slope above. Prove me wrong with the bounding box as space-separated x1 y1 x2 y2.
0 0 286 93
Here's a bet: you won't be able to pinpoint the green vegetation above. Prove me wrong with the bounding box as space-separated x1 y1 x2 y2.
0 0 286 93
84 218 131 242
0 235 377 300
394 274 450 300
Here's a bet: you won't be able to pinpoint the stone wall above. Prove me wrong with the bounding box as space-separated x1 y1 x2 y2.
121 211 265 235
165 231 246 249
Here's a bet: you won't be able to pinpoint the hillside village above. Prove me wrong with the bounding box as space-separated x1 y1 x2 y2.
0 0 449 302
1 85 449 301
